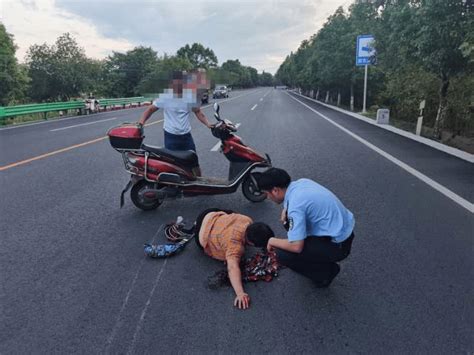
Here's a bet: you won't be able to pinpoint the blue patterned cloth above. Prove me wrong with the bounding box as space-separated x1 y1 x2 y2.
144 243 186 258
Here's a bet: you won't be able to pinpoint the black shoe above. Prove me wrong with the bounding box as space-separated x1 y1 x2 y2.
313 264 340 288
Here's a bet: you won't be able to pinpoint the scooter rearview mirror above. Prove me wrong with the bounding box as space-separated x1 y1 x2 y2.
213 103 220 114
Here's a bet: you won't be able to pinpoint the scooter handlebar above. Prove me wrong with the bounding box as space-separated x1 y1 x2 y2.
226 123 237 132
136 122 144 135
214 120 237 132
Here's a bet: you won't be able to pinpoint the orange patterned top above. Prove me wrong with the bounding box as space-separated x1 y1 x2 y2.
199 212 253 261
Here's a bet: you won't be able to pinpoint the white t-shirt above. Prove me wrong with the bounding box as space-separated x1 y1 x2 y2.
152 89 198 135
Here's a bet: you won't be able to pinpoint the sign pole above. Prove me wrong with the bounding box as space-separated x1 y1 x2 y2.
362 64 368 113
356 35 374 114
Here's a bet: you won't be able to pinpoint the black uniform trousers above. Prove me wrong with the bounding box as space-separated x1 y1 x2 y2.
276 232 355 286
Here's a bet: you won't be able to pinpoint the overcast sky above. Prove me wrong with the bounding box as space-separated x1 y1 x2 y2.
0 0 351 74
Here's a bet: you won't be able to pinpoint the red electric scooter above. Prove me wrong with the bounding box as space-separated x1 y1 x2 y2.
108 103 271 211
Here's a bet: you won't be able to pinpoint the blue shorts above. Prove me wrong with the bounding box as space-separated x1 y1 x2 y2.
164 130 196 152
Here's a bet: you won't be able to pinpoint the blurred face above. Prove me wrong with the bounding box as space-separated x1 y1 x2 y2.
170 79 183 96
183 71 210 93
263 187 285 204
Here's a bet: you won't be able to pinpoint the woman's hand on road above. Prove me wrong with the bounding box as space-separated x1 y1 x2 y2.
234 293 250 310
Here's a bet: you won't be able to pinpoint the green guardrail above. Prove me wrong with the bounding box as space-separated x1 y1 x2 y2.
0 96 155 125
98 96 152 108
0 101 85 120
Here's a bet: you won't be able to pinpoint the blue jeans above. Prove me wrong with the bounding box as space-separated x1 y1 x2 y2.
164 130 196 151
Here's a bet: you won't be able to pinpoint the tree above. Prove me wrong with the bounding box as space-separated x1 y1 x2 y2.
346 2 381 109
0 22 29 105
26 33 90 101
137 54 193 94
416 0 471 138
246 66 259 87
104 46 159 97
276 0 473 140
259 71 274 86
275 54 293 86
176 43 218 69
377 0 472 138
208 67 239 87
219 59 260 88
221 59 243 74
26 43 56 101
53 33 90 100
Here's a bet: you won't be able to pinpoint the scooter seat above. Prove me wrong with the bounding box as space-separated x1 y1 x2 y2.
141 144 199 167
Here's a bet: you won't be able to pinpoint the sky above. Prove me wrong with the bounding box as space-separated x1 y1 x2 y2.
0 0 352 74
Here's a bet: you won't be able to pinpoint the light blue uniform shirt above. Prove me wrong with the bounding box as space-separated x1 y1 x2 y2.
153 89 198 135
284 179 355 243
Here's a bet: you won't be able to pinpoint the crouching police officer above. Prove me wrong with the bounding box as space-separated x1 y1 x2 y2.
255 168 355 287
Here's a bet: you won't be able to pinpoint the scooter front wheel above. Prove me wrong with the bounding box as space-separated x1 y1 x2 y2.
242 174 266 203
130 180 163 211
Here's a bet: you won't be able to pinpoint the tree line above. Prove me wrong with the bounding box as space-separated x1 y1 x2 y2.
0 24 274 106
275 0 473 139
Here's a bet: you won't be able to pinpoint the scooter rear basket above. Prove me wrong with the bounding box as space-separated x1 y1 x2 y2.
108 123 144 150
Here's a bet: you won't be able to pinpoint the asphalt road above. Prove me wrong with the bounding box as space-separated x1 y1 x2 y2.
1 88 473 353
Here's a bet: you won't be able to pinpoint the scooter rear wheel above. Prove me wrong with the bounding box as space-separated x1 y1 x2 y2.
242 174 266 203
130 180 163 211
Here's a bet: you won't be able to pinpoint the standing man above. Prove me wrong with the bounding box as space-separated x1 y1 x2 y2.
255 168 355 287
138 70 212 175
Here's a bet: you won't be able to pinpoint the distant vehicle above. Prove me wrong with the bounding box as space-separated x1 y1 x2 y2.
275 85 287 90
213 85 229 99
85 97 99 114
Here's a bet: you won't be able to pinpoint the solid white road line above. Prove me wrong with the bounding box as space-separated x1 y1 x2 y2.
287 93 474 214
251 104 258 111
291 90 473 163
50 117 118 131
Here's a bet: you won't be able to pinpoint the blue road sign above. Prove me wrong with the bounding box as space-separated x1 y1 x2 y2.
356 35 375 66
